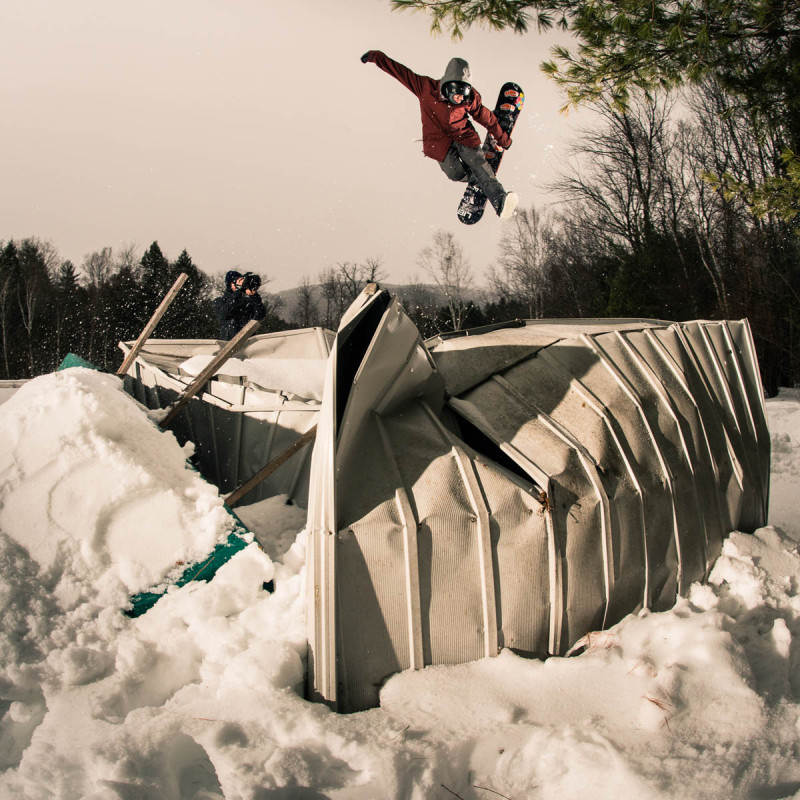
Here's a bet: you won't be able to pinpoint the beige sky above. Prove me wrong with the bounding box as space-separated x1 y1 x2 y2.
1 0 585 291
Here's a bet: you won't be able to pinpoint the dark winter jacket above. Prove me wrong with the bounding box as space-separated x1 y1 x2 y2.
213 288 267 340
363 51 511 161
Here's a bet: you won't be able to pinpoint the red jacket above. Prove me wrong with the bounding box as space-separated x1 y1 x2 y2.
364 51 511 162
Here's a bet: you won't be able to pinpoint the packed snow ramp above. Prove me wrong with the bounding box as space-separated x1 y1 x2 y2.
306 287 769 712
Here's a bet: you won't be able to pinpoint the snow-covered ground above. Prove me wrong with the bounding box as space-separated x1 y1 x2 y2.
1 368 800 800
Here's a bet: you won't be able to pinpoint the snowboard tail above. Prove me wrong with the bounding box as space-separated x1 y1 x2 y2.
457 82 524 225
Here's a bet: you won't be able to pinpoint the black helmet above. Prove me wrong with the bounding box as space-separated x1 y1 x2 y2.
225 269 242 288
442 80 472 106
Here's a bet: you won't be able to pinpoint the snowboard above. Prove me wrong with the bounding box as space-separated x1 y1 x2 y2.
457 82 524 225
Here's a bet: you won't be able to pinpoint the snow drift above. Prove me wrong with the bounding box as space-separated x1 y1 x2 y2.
1 355 799 799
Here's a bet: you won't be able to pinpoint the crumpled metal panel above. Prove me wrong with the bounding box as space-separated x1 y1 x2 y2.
124 301 766 713
305 297 770 714
118 328 332 507
111 298 770 714
316 397 549 712
430 317 769 656
305 291 549 711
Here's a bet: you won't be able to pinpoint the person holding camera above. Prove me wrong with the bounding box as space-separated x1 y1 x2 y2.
214 269 267 340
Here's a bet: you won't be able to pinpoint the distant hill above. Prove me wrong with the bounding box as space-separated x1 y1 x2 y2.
272 282 487 323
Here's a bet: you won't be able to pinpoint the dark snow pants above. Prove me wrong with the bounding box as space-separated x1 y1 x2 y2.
438 142 506 213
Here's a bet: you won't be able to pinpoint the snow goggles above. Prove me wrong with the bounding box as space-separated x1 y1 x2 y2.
443 81 472 105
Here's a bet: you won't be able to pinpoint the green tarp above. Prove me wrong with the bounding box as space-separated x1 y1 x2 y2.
126 511 272 618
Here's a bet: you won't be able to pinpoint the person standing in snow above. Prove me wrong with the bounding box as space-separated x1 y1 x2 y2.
360 50 518 220
214 270 267 340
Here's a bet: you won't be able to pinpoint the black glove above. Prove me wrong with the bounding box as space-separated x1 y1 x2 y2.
361 52 370 64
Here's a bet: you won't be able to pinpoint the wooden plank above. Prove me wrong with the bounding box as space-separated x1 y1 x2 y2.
225 425 317 508
159 318 261 429
116 273 189 376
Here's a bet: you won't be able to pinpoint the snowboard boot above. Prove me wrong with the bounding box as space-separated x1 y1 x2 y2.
498 192 519 220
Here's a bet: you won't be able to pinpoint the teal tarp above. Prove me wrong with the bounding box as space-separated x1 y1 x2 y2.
58 353 103 371
126 510 272 618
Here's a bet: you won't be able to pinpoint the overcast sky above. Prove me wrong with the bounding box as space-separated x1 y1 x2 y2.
1 0 585 291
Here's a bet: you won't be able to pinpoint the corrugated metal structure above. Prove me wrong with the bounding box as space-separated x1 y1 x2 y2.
119 327 333 507
306 287 770 713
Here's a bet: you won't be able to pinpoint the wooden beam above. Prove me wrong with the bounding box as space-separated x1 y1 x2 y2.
159 318 261 429
117 272 189 376
225 425 317 508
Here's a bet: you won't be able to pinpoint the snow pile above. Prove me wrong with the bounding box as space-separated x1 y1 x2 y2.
765 388 800 535
0 382 26 407
1 373 800 799
0 369 235 595
180 355 326 401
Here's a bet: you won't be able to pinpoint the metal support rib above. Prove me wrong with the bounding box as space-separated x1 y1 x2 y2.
419 401 500 659
451 445 499 658
493 367 615 630
375 414 424 670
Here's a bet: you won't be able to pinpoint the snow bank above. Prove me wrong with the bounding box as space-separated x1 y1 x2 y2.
1 370 800 799
0 382 27 407
0 368 234 595
767 388 800 538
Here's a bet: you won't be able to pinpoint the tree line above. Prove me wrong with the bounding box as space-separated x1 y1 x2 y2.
483 88 800 394
387 0 800 395
0 240 288 378
3 80 799 391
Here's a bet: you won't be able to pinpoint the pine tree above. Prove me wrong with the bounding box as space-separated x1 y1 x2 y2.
15 239 53 376
107 261 145 366
162 250 216 338
52 260 81 368
138 241 172 327
0 241 24 377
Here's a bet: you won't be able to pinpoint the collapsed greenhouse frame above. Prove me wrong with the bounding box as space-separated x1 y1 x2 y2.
120 286 770 713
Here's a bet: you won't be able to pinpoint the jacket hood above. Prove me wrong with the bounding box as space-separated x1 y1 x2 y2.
440 57 471 88
225 270 242 288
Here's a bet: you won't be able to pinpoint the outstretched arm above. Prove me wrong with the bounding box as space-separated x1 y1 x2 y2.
361 50 427 98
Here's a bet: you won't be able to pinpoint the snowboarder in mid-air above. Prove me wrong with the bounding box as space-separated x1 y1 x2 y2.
360 50 519 220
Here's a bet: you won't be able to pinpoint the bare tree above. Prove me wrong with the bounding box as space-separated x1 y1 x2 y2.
398 274 440 337
337 258 387 304
549 93 723 318
552 96 675 253
361 257 385 285
490 206 553 318
318 267 346 329
417 230 475 332
114 242 140 276
82 247 114 287
551 208 606 317
293 275 320 328
317 258 387 329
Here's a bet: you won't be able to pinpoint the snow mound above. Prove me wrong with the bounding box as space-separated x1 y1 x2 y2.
0 368 234 597
1 371 800 799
